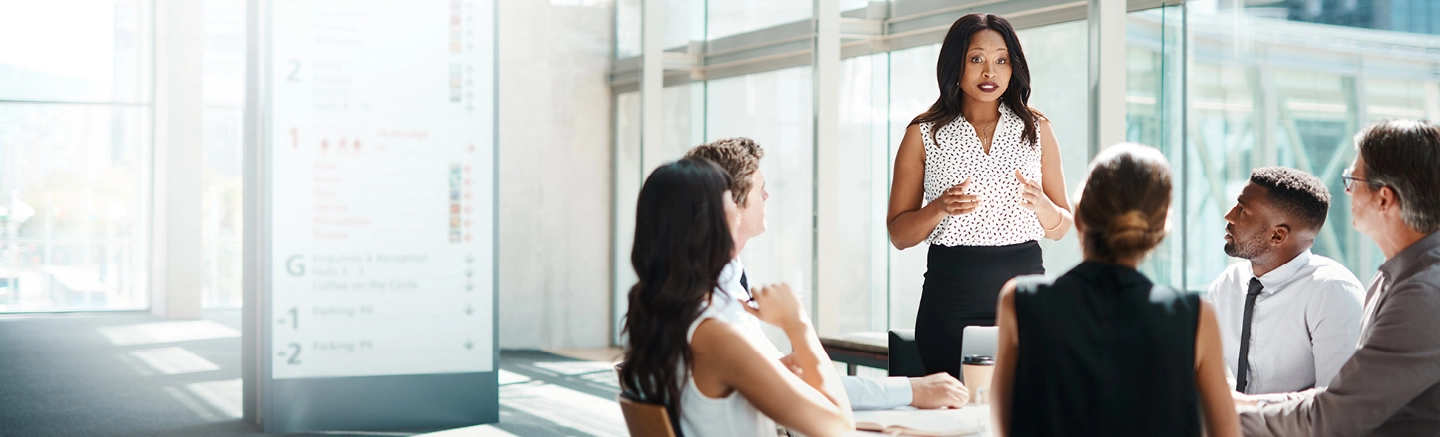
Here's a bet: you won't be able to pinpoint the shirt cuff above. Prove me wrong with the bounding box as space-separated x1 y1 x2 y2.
882 376 914 408
842 376 914 410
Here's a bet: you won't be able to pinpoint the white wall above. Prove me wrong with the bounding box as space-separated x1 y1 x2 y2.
497 0 614 349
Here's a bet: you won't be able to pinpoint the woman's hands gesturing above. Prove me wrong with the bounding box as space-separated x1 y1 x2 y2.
932 177 984 216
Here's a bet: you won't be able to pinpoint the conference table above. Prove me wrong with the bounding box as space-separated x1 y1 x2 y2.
844 404 992 436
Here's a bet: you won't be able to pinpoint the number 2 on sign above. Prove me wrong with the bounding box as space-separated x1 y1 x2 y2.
288 343 302 365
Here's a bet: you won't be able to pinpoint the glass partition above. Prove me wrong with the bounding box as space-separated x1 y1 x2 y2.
0 0 153 311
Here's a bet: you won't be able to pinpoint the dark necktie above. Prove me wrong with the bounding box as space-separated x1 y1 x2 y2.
1236 278 1264 393
739 271 751 300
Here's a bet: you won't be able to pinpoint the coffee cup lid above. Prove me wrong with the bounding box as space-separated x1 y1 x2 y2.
962 355 995 365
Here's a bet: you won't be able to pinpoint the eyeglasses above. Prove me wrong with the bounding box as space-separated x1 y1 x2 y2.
1341 167 1384 192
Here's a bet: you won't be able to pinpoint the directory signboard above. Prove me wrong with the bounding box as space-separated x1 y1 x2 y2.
246 0 497 432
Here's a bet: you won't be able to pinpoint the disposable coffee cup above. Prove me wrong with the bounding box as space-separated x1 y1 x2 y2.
961 355 995 405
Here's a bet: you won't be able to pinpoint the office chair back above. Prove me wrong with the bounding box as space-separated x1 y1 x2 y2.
615 361 680 437
619 392 679 437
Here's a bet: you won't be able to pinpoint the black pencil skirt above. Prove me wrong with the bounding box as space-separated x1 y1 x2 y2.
914 240 1044 378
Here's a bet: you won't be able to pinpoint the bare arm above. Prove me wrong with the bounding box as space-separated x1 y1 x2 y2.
888 124 978 249
991 278 1021 437
1035 120 1072 240
1196 301 1241 437
1016 120 1072 241
692 320 854 437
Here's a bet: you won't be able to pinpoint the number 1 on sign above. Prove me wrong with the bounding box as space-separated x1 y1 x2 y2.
289 127 298 149
288 306 298 329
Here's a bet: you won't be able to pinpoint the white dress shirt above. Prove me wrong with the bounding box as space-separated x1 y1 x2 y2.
716 260 913 410
1205 250 1365 394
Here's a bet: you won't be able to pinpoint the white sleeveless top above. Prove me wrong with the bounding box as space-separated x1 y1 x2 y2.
678 284 778 437
921 104 1045 247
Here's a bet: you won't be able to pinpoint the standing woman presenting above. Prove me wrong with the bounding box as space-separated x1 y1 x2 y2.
887 13 1073 378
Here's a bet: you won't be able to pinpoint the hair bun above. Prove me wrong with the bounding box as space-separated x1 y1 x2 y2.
1106 210 1154 254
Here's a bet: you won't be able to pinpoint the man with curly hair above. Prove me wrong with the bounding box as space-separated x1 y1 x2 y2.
685 137 970 410
1207 166 1364 395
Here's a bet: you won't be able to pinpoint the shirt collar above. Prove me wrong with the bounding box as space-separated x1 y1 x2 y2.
716 259 746 301
1379 230 1440 281
1251 250 1312 295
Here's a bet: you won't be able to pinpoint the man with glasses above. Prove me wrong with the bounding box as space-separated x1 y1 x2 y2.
1238 119 1440 435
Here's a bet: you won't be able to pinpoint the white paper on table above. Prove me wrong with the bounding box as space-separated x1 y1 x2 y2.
853 408 982 436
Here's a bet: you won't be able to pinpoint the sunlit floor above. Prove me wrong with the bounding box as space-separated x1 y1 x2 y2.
0 311 627 437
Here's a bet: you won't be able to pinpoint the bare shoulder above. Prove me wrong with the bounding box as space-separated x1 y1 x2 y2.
1026 106 1050 123
689 318 765 362
998 277 1020 307
905 122 923 135
1199 298 1216 317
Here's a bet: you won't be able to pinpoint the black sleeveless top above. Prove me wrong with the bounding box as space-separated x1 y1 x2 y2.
1010 262 1202 437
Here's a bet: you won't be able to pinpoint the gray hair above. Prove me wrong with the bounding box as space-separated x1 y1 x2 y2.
1354 119 1440 233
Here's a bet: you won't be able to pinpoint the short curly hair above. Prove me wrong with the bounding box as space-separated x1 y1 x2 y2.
684 137 765 207
1249 166 1331 232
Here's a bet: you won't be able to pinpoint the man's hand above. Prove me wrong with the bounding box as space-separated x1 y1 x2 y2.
909 373 969 409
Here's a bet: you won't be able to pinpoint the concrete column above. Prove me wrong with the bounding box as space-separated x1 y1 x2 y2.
813 0 841 335
1088 0 1127 155
151 0 204 319
640 0 664 174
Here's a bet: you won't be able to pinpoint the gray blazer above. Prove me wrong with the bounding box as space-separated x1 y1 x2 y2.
1239 230 1440 436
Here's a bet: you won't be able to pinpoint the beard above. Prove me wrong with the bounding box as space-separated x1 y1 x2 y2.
1224 228 1268 260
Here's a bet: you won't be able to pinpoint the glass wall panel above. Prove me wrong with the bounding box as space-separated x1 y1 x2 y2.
1171 1 1440 291
1126 6 1184 288
0 0 151 103
885 43 937 331
0 105 151 311
616 0 699 58
706 66 813 349
707 0 810 41
202 0 246 308
837 53 888 333
615 0 640 58
1018 20 1089 276
840 0 874 11
0 1 153 312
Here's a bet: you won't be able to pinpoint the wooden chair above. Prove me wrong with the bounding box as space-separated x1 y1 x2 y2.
615 362 679 437
618 392 678 437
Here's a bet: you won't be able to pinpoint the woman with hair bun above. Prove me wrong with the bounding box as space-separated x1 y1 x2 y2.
987 144 1238 437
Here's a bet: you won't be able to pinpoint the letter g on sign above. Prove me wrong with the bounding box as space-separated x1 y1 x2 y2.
286 255 306 277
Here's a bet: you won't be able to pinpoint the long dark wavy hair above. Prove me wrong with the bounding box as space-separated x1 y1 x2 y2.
911 13 1041 147
619 157 735 428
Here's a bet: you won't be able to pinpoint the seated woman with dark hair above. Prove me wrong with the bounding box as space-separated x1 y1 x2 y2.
989 144 1239 437
618 157 853 437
